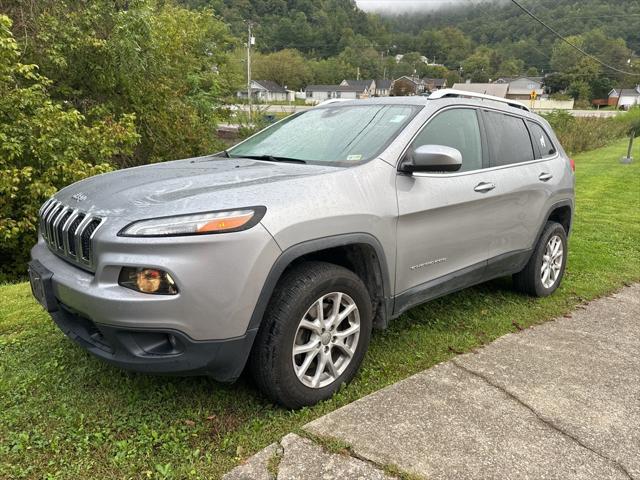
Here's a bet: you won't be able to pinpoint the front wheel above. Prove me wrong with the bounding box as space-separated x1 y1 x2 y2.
249 261 372 409
513 221 568 297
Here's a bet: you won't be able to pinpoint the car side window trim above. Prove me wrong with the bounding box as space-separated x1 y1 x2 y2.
399 105 559 177
525 121 543 160
480 109 537 168
398 106 486 174
526 120 558 159
476 108 491 170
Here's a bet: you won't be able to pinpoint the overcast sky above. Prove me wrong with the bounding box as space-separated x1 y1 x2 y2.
355 0 506 12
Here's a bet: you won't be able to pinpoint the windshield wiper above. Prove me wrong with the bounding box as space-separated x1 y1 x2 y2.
240 155 307 164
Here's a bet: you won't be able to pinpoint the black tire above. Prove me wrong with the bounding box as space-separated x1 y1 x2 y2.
513 221 567 297
249 261 372 409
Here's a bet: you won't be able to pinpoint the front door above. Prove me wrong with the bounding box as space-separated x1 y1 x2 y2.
395 107 494 312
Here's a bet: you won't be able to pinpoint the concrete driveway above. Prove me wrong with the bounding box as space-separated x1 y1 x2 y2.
225 284 640 480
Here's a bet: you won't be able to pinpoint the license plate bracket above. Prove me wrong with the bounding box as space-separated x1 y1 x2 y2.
28 260 58 312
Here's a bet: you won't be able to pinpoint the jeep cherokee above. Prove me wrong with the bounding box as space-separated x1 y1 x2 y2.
29 90 575 408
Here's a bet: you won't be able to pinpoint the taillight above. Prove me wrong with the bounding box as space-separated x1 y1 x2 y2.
569 158 575 172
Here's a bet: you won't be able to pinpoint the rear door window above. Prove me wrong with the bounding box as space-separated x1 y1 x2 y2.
483 111 535 167
527 121 557 158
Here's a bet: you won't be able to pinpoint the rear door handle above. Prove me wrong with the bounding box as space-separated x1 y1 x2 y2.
474 182 495 193
538 172 553 182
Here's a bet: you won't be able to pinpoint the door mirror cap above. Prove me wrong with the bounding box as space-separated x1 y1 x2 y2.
402 145 463 173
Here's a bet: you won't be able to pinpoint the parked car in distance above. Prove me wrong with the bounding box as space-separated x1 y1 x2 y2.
29 90 575 408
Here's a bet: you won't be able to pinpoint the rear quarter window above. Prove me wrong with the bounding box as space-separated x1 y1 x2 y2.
527 121 557 158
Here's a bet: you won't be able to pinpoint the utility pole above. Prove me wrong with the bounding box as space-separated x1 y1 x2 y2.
246 22 254 121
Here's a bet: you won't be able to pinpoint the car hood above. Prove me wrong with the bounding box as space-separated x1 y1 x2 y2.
54 156 342 219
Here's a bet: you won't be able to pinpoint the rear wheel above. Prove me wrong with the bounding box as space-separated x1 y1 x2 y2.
250 261 372 409
513 221 567 297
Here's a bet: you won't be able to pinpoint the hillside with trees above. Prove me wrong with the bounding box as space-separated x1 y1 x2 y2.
186 0 640 97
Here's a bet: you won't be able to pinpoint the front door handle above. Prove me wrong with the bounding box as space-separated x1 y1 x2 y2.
474 182 495 193
538 172 553 182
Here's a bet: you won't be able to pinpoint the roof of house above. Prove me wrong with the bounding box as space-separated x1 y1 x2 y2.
335 85 365 92
342 79 375 91
619 87 640 96
394 76 421 86
423 77 447 86
452 83 509 98
254 80 288 93
375 79 393 90
305 84 340 92
495 76 543 85
508 85 545 96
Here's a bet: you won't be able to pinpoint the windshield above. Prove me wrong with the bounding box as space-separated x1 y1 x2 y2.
228 104 420 165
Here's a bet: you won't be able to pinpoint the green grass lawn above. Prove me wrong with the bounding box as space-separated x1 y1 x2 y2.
1 139 639 480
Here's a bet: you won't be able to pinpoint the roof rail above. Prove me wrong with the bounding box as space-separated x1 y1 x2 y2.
428 88 530 112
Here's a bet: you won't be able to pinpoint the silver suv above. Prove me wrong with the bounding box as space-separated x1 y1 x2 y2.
29 90 575 408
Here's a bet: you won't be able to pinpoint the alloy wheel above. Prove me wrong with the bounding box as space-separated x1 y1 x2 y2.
292 292 360 389
541 235 563 289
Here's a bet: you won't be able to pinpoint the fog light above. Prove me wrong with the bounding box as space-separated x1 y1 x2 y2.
119 267 178 295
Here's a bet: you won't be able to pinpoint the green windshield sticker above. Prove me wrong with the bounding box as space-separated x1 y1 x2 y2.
346 154 363 161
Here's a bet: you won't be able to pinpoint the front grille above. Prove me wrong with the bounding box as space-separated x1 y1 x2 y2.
38 199 104 271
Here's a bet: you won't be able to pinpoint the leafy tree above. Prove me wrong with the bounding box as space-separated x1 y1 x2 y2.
0 15 138 280
4 0 240 165
568 80 592 105
308 57 356 85
252 49 312 90
498 58 525 78
462 48 491 82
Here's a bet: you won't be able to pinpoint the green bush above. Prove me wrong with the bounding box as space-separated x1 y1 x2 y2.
3 1 241 166
543 109 638 155
0 15 139 281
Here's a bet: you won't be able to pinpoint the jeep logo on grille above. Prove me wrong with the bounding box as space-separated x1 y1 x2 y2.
71 192 88 202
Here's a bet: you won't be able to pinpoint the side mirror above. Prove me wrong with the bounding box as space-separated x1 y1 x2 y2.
401 145 462 173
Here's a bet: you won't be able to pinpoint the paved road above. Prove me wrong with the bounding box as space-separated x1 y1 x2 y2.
224 284 640 480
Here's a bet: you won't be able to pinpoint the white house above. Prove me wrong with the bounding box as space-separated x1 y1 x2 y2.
305 79 376 104
237 80 292 103
610 86 640 109
340 79 376 97
503 77 545 100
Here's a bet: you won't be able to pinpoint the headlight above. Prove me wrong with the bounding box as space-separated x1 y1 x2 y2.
118 207 266 237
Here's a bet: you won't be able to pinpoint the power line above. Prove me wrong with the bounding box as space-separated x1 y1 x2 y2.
508 0 639 76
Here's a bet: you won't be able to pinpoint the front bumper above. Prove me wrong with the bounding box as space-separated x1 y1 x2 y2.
51 302 256 381
29 221 281 380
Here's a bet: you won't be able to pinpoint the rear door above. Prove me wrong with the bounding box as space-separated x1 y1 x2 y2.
479 109 551 268
395 107 494 304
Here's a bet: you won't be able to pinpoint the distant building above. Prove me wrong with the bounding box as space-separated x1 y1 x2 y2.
610 86 640 109
390 76 424 96
422 78 447 92
237 80 292 102
452 83 509 98
374 79 393 97
305 85 340 104
304 79 376 104
496 77 544 100
340 79 376 97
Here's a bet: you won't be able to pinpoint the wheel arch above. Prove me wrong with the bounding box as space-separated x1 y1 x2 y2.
533 200 573 247
247 233 392 333
547 203 573 235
